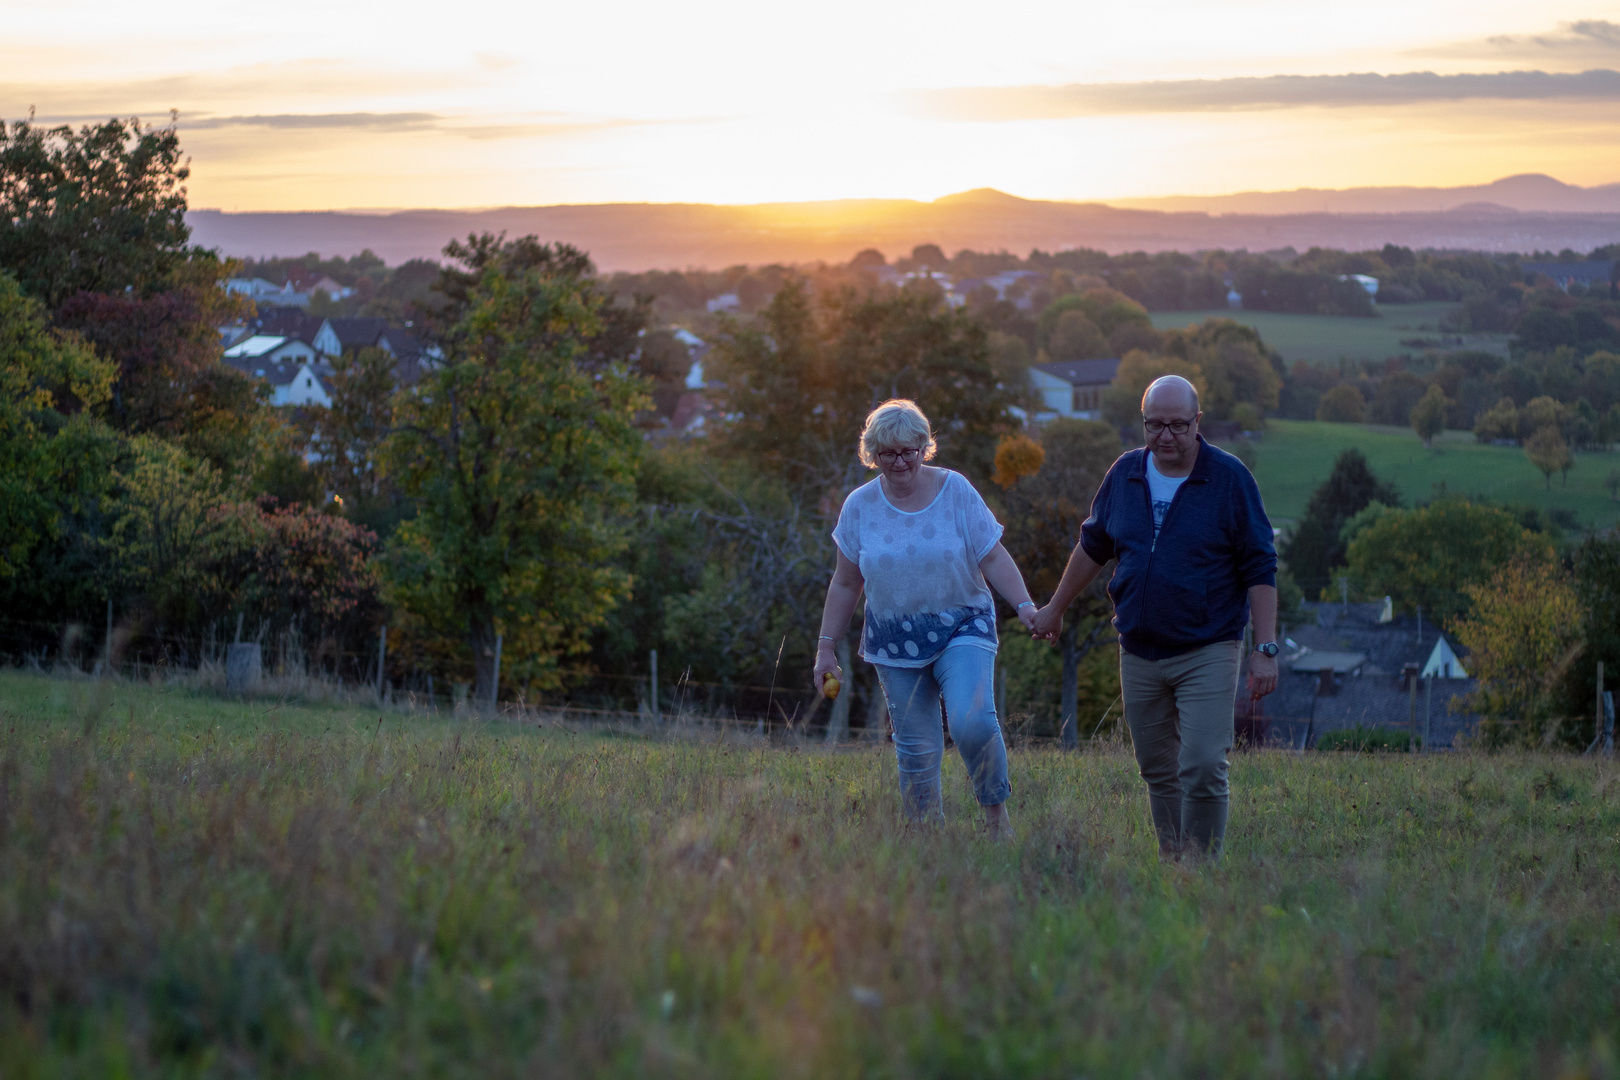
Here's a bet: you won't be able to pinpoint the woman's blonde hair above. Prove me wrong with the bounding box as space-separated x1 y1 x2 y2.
859 399 937 469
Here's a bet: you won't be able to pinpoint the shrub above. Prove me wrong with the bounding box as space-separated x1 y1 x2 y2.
1315 726 1419 752
1316 383 1365 423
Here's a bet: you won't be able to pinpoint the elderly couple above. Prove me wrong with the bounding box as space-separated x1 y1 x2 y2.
813 377 1279 857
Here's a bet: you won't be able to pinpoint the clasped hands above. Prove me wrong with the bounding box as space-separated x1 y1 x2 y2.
1027 602 1063 644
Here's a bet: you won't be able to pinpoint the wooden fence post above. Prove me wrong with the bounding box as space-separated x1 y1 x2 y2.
376 625 388 702
649 649 659 721
492 633 503 708
1408 668 1418 753
1597 661 1605 750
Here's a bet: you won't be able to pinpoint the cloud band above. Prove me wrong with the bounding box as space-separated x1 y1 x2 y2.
900 68 1620 122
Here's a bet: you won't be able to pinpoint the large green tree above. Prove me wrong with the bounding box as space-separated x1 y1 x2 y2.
711 281 1017 498
0 115 194 308
382 236 647 700
0 273 115 580
1344 500 1553 625
1 113 270 479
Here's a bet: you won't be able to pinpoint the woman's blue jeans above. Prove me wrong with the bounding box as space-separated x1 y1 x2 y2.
874 642 1010 821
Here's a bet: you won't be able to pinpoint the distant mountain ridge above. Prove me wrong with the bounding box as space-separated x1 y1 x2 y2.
187 176 1620 271
1105 174 1620 216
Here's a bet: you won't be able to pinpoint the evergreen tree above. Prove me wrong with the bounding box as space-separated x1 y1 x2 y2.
1280 449 1402 598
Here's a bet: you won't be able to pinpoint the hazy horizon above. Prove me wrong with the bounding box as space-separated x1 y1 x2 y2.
186 172 1620 216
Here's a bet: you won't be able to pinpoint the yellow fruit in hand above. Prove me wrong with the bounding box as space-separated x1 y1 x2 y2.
821 672 841 700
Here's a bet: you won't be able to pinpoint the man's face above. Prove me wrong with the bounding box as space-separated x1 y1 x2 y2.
1142 394 1201 470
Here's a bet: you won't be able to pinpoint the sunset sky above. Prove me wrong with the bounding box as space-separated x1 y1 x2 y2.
4 0 1619 211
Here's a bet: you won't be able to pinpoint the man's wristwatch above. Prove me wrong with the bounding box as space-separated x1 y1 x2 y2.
1253 641 1279 657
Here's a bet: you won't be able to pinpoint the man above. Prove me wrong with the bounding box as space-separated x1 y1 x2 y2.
1031 375 1277 860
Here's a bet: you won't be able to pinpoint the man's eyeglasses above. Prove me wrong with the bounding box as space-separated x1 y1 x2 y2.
1143 419 1193 436
877 447 923 465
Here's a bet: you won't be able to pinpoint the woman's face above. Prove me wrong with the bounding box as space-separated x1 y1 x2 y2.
875 444 924 481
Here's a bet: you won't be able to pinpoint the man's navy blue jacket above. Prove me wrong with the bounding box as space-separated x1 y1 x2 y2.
1079 436 1277 660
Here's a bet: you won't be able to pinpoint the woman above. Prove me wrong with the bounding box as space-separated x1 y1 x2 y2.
813 399 1039 836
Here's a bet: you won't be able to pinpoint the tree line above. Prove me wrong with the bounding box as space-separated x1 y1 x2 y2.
4 114 1615 745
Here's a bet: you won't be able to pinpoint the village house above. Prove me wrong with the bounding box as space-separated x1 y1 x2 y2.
1028 357 1120 421
222 307 441 404
948 269 1041 310
1239 599 1479 749
222 335 333 408
1340 273 1380 298
225 277 312 308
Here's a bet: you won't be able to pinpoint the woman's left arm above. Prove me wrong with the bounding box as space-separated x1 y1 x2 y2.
979 542 1038 631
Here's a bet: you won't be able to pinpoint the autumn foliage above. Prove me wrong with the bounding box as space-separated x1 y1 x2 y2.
1452 555 1583 748
992 434 1045 488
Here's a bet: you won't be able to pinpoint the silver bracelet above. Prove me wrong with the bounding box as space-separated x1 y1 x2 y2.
1017 601 1036 611
818 635 837 643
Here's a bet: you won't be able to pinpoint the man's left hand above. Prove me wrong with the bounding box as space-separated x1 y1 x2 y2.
1247 652 1278 698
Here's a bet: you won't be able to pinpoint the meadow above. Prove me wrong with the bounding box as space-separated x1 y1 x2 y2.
1149 302 1508 365
0 669 1616 1078
1248 419 1620 528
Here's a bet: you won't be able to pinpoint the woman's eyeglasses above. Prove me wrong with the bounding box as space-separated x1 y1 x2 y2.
877 447 923 465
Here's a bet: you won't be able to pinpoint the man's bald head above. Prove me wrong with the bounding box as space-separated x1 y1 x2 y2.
1141 375 1200 416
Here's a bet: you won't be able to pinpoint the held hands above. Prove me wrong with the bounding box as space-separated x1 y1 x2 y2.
1247 653 1278 698
1028 602 1063 644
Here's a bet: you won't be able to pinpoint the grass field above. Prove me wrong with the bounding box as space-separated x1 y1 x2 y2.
1149 302 1509 365
1 669 1617 1077
1248 419 1620 529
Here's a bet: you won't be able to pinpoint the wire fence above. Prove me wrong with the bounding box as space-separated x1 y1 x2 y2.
0 613 1117 747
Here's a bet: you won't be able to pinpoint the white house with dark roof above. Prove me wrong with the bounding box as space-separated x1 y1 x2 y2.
224 334 317 367
1029 357 1121 421
225 278 312 307
223 335 332 407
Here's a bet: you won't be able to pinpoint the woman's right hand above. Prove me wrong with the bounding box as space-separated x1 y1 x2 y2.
813 640 842 690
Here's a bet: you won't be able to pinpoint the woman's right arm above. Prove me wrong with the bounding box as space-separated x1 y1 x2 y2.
813 548 864 686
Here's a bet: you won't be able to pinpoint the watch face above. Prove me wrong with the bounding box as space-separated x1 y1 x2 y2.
1257 642 1278 657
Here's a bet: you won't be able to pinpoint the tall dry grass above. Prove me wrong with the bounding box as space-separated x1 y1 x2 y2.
0 669 1616 1077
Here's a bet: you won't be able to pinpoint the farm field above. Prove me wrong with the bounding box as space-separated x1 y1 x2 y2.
1248 419 1620 528
1 669 1617 1077
1149 302 1509 365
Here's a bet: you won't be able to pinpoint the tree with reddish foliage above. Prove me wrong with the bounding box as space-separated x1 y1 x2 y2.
54 279 245 413
213 497 384 665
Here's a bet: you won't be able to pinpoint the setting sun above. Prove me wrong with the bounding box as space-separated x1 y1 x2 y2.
5 0 1619 211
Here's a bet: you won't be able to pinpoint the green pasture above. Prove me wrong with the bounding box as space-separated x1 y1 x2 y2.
1 669 1617 1077
1150 302 1508 365
1248 418 1620 529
